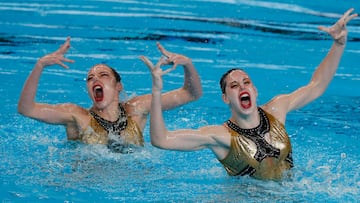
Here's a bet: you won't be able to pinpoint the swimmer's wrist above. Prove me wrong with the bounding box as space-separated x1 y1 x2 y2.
35 60 46 69
334 40 346 47
182 56 193 68
183 58 193 67
333 35 347 46
152 88 162 94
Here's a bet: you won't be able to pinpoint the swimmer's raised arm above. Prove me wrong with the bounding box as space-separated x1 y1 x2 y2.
156 42 202 109
264 8 358 123
141 55 218 151
18 37 77 125
128 43 202 131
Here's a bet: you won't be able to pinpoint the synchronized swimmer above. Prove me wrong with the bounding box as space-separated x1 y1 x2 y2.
18 39 202 153
142 8 357 180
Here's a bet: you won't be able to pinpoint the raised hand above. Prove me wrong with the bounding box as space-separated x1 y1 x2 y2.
140 55 173 92
156 42 192 70
318 8 358 45
38 37 74 68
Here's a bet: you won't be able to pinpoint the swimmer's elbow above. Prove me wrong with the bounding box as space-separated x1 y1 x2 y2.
193 90 203 100
150 140 163 149
17 102 30 116
189 86 203 101
306 82 327 101
181 84 203 102
17 105 23 115
150 139 167 149
17 101 38 118
150 135 165 148
150 133 172 149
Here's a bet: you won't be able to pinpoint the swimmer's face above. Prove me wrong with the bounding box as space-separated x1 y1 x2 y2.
86 64 122 107
222 69 258 113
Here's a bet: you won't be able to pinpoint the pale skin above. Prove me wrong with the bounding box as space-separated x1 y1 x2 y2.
18 39 202 141
144 9 357 162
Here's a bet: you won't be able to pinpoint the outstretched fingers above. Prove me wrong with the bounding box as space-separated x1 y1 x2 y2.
156 56 176 75
163 64 177 75
38 37 74 69
140 55 155 72
141 55 175 76
319 8 357 31
334 8 357 29
54 37 74 68
343 8 358 24
56 37 71 55
318 8 357 45
156 42 187 71
156 42 172 58
58 56 74 69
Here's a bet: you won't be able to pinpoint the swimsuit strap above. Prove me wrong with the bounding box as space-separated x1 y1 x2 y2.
89 103 128 135
226 107 280 162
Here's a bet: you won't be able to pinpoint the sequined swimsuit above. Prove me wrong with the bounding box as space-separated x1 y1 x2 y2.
219 107 293 179
79 103 143 153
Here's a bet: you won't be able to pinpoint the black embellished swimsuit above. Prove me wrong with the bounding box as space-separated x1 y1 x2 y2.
79 103 144 153
219 108 293 179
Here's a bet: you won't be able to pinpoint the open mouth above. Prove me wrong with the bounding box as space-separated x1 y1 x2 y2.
240 92 251 109
93 85 104 102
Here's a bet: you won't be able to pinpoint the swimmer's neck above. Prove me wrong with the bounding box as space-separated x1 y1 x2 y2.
90 103 120 122
230 109 260 129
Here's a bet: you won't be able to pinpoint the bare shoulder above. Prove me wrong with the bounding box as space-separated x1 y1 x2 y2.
264 93 288 107
199 124 232 159
62 103 92 130
126 94 151 105
123 95 152 131
59 103 88 114
262 94 289 124
54 103 90 126
125 94 151 115
199 125 228 134
57 103 90 139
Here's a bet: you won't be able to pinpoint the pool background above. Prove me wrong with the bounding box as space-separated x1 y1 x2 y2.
1 0 360 202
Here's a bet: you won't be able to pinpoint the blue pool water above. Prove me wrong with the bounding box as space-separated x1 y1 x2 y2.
1 0 360 202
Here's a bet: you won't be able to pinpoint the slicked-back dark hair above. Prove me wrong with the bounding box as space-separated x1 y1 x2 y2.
108 66 121 83
219 68 243 94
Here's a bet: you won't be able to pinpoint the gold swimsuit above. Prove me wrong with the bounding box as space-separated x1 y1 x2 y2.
219 108 293 180
79 104 144 153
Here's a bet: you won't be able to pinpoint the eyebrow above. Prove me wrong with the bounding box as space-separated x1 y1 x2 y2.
88 70 110 76
228 77 249 83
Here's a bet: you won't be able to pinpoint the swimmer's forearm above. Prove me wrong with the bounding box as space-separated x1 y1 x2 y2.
150 89 169 148
310 41 345 93
283 40 346 112
18 61 45 115
183 60 203 100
